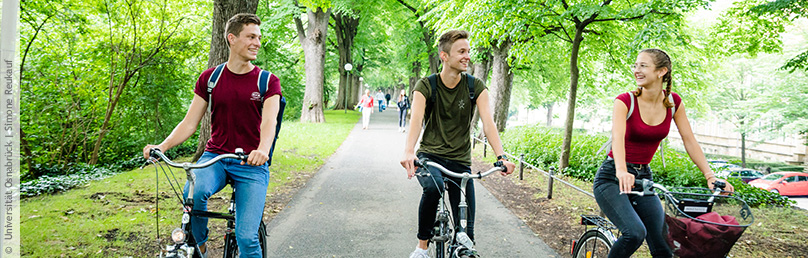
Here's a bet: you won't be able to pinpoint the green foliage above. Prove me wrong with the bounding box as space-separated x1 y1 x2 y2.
502 124 793 207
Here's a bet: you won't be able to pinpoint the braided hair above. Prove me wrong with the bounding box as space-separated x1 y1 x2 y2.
633 48 674 109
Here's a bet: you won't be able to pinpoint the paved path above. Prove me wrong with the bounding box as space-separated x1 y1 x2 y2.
265 108 559 257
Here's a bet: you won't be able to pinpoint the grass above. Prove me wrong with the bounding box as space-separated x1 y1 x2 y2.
20 110 360 257
489 149 808 258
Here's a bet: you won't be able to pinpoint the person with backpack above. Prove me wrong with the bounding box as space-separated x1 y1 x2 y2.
400 30 516 258
593 48 733 258
396 89 410 132
142 13 282 258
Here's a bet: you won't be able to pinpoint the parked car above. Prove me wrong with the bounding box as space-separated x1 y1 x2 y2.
748 172 808 196
708 160 742 171
716 168 765 183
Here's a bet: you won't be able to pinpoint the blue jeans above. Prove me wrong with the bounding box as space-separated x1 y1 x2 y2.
378 100 384 111
183 152 269 257
593 158 672 258
415 153 476 241
398 108 407 128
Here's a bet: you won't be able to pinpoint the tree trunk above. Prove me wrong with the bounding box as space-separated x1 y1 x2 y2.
409 61 422 90
471 48 493 134
545 102 554 127
560 25 586 170
332 11 359 110
488 39 513 132
193 0 259 161
296 7 331 123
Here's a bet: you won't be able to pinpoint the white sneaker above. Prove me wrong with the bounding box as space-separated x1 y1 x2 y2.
409 247 429 258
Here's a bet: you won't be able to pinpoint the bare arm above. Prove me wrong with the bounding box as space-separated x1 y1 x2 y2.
245 94 281 166
142 94 207 158
673 102 734 192
475 89 516 175
401 91 426 179
611 99 633 193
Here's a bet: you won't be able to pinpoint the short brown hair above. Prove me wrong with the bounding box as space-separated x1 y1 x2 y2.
224 13 262 46
438 30 469 54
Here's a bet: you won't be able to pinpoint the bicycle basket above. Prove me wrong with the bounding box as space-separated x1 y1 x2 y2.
661 187 754 258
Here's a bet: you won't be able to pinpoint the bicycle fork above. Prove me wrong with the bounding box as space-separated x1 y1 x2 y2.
453 177 475 254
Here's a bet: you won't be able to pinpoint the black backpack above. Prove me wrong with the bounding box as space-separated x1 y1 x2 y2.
424 73 476 120
207 63 286 166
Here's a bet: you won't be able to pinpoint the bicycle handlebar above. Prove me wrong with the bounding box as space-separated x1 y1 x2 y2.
628 178 727 197
414 158 505 179
148 148 247 170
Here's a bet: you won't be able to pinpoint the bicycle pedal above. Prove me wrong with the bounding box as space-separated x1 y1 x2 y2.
432 235 449 242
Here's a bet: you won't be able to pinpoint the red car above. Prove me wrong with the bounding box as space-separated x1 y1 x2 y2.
749 172 808 196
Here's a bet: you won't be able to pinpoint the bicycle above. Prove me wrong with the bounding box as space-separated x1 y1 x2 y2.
146 148 267 258
571 179 754 258
414 158 506 258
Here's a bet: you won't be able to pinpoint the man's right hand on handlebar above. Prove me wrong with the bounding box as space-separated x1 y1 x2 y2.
143 144 166 160
401 151 418 179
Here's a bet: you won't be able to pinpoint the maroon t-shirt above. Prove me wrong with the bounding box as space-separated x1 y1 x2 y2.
608 92 682 164
193 64 282 154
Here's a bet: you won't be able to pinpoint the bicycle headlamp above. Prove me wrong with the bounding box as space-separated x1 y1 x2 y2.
171 228 186 243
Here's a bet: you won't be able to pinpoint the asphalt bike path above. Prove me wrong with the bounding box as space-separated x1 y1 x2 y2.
265 107 559 257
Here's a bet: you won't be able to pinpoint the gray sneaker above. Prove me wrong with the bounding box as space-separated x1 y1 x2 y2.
409 249 429 258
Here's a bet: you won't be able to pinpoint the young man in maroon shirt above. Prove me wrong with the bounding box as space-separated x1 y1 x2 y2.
143 13 281 258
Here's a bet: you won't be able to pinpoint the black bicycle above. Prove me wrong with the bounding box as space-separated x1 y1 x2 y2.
571 179 754 258
414 158 505 258
146 148 267 258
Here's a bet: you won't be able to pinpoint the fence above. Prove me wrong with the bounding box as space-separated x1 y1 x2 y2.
473 136 594 199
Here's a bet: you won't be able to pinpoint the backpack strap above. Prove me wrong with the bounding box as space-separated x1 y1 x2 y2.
428 74 438 104
467 73 476 102
626 91 635 120
258 70 270 115
207 63 227 114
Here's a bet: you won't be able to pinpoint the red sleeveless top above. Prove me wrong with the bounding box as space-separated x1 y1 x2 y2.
608 92 682 164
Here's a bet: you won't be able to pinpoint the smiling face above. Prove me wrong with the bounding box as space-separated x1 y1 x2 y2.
228 23 261 61
633 52 667 88
441 38 471 73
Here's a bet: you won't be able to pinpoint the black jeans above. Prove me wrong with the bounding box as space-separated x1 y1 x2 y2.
415 153 476 242
593 157 672 258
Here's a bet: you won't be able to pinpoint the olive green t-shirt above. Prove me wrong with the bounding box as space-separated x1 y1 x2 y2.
413 73 486 166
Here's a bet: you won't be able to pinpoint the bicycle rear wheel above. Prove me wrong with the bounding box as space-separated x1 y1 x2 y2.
222 221 268 258
572 230 612 258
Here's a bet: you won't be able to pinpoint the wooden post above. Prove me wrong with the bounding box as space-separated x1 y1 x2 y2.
483 138 487 157
548 166 555 199
519 153 525 180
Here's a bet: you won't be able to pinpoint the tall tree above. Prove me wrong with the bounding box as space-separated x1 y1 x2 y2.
294 0 332 123
193 0 259 161
330 7 360 110
89 0 186 164
396 0 440 74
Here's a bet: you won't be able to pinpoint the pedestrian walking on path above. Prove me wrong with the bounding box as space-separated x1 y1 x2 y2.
397 89 410 132
357 89 374 129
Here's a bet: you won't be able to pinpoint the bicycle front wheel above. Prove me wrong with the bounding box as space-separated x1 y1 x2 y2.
223 221 268 258
572 230 612 258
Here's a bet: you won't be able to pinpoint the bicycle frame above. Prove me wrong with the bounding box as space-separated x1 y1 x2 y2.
416 159 504 258
149 149 250 258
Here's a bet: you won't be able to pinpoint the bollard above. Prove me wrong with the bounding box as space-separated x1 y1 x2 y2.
547 166 555 199
483 138 487 157
519 153 525 180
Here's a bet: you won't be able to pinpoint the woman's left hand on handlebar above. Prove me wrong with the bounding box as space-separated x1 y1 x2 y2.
708 177 734 194
244 150 269 166
500 161 516 176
